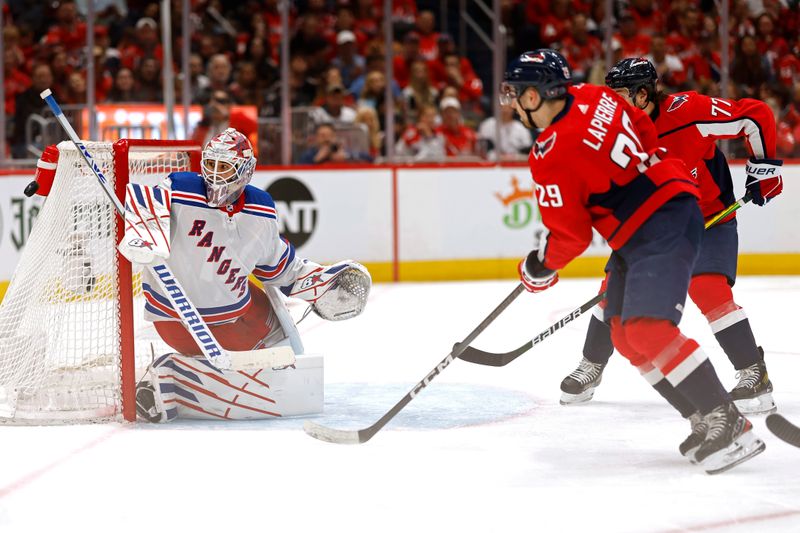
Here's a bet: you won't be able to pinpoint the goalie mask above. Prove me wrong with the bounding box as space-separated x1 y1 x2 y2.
201 128 257 207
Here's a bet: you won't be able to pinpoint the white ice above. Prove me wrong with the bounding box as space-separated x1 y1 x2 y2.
1 277 799 532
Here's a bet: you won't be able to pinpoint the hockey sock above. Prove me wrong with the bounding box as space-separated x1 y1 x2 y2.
674 359 731 415
622 317 730 414
583 315 614 365
636 360 696 418
689 274 761 369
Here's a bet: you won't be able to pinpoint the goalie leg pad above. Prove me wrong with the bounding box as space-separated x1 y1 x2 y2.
140 352 323 421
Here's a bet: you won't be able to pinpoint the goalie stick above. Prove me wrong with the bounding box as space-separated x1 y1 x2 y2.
458 195 754 367
303 283 526 444
766 414 800 449
41 88 237 371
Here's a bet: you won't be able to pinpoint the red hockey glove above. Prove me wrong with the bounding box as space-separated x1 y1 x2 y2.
745 157 783 206
518 249 558 293
29 144 60 197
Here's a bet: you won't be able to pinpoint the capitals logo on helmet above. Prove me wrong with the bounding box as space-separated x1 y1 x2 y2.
201 128 257 207
504 49 572 100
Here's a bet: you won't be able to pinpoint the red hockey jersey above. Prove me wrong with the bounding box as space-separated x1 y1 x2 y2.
652 92 777 218
528 84 698 271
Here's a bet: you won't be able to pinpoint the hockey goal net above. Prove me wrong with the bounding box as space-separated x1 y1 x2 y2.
0 139 201 424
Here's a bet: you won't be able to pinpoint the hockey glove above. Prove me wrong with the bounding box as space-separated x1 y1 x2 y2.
745 157 783 206
518 249 558 293
27 144 59 197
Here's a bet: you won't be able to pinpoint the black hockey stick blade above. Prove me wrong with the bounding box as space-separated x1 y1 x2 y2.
766 414 800 448
458 292 606 367
302 284 526 444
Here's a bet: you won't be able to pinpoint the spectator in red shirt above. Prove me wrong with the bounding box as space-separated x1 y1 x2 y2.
539 0 572 46
684 31 721 93
436 97 476 157
119 17 163 71
754 13 789 71
782 83 800 152
561 12 601 82
437 51 483 106
629 0 666 37
12 63 53 158
666 5 701 61
415 10 441 62
646 34 687 90
612 12 652 58
41 0 86 56
395 103 445 161
393 31 422 88
3 48 31 116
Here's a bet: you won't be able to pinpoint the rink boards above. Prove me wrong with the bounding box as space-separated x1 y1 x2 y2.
1 162 798 297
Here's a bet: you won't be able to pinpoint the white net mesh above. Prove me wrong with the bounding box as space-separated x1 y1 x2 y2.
0 141 197 423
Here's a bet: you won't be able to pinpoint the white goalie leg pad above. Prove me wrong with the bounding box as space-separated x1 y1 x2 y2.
144 351 323 421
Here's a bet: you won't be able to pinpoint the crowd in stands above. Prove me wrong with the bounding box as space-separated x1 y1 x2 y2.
2 0 800 161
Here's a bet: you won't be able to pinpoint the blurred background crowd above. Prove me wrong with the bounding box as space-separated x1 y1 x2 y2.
2 0 799 165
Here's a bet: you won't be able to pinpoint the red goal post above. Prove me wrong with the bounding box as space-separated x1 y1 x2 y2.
0 139 201 424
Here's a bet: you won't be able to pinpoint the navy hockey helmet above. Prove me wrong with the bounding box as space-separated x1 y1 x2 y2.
605 58 658 105
501 49 572 106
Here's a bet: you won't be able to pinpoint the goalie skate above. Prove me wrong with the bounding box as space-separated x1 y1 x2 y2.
560 357 605 405
694 402 765 475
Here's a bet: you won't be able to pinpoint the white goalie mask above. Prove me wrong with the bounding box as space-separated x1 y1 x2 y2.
201 128 257 207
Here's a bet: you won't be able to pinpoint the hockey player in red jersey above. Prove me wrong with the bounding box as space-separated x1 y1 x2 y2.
560 58 782 420
504 49 764 474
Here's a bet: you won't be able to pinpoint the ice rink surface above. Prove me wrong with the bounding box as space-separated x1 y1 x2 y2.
1 277 799 533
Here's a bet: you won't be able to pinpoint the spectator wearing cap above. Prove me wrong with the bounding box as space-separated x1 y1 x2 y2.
309 84 357 125
435 97 477 157
415 10 441 62
395 103 446 161
612 12 652 58
401 59 438 122
118 17 163 71
332 30 365 89
299 122 372 164
477 104 533 160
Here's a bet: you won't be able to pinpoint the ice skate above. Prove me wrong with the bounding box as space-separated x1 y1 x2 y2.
730 349 776 415
679 411 708 464
135 381 165 423
694 402 765 475
560 358 605 405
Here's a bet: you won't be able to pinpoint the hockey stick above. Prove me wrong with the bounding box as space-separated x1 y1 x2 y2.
458 195 754 367
40 89 238 370
766 414 800 449
303 283 526 444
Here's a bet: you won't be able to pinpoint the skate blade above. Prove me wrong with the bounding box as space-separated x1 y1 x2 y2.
559 388 596 406
733 393 777 415
701 432 766 475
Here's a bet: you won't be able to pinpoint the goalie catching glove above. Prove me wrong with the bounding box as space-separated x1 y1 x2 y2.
118 183 172 265
745 158 783 206
519 249 558 293
282 260 371 320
